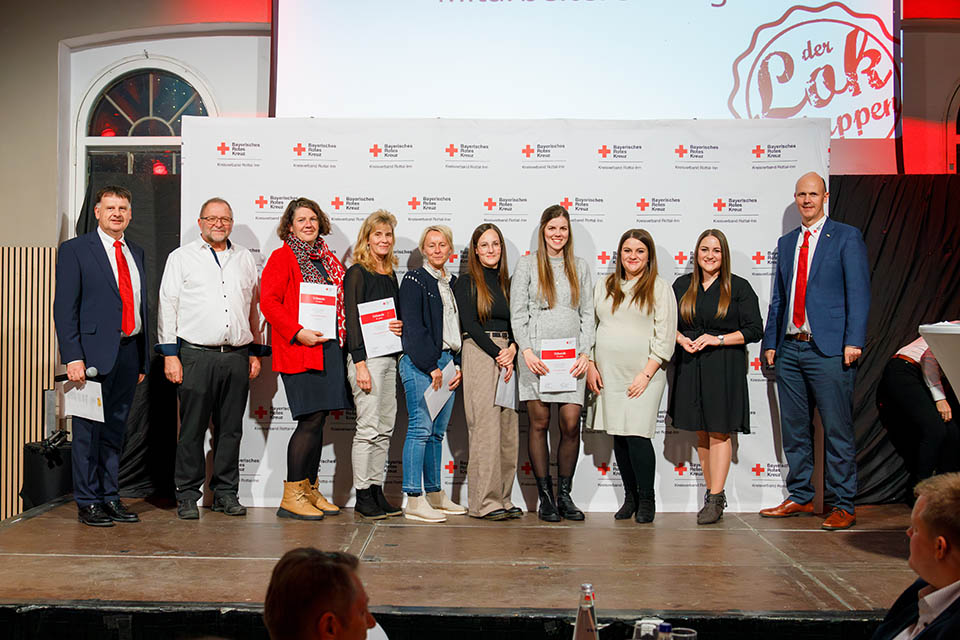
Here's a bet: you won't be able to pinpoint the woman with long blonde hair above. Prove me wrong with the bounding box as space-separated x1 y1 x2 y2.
510 205 594 521
670 228 763 525
344 210 404 520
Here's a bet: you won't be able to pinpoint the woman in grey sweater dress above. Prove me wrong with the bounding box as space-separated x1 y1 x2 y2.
510 205 594 521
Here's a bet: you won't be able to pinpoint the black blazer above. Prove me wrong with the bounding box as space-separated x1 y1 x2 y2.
872 578 960 640
398 267 459 374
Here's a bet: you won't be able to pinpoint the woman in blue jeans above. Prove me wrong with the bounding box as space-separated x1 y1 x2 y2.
398 225 465 523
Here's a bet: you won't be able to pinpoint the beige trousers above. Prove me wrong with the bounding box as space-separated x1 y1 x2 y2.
462 336 519 516
347 354 398 489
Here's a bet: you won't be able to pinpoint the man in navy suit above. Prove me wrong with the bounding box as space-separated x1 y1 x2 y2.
759 172 870 530
871 473 960 639
54 186 150 527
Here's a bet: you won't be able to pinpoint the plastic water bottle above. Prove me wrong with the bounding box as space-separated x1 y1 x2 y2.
572 583 599 640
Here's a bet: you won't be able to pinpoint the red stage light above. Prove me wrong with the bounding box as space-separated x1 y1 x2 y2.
152 160 168 175
100 126 116 137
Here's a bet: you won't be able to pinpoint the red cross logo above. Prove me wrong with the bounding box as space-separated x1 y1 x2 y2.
713 198 726 212
293 143 306 156
521 144 535 158
675 144 688 158
675 464 688 476
636 198 649 211
331 410 344 420
330 197 344 210
752 463 766 476
597 462 611 476
597 145 611 158
217 142 230 155
253 406 267 419
449 250 459 264
752 144 765 158
445 460 457 474
369 144 382 157
521 461 532 475
560 197 573 209
523 250 530 256
483 197 497 211
752 251 764 265
445 143 458 157
597 251 611 265
255 196 267 209
407 196 421 210
674 251 687 265
751 357 762 371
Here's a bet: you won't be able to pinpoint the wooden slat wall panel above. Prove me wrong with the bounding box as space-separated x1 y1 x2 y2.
0 247 57 520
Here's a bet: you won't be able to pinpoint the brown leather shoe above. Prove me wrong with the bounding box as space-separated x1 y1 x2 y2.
821 507 856 530
759 499 815 518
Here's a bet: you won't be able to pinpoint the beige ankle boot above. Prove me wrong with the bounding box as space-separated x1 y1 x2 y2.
403 495 446 523
307 478 340 515
426 490 467 515
277 479 325 520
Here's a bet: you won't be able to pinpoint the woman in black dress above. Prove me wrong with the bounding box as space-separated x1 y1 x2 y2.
670 228 762 525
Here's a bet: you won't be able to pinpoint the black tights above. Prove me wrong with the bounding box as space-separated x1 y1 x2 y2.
526 400 582 478
287 410 327 482
613 435 655 494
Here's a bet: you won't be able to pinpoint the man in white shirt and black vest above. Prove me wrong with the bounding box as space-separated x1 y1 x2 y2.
157 197 269 519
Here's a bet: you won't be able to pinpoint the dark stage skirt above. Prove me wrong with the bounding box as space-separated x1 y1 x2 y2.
281 340 351 419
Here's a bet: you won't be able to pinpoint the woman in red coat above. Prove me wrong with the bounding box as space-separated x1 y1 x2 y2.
261 197 350 521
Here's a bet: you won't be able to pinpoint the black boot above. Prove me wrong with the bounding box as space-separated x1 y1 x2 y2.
615 487 637 520
636 488 656 523
371 484 402 517
354 487 387 520
535 476 561 522
556 476 585 521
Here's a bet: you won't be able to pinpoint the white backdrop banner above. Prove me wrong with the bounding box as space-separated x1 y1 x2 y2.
181 117 830 513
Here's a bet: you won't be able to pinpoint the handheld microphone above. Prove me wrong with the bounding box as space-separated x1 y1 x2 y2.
54 366 98 382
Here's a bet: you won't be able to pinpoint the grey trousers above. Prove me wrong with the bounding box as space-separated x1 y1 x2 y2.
347 354 398 489
462 336 519 516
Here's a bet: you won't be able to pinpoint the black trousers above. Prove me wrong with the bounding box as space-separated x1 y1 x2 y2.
175 347 249 502
72 338 140 507
877 358 959 482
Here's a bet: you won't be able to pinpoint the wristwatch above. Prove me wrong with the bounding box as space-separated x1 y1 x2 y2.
717 334 725 346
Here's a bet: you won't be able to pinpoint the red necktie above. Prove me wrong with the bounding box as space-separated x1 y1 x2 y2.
114 240 135 335
792 231 811 329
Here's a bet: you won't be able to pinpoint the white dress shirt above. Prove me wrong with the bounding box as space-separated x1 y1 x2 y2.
785 214 827 336
897 337 949 403
96 226 143 336
157 237 262 350
893 578 960 640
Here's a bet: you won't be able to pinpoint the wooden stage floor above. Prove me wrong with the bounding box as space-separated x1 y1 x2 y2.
0 499 914 636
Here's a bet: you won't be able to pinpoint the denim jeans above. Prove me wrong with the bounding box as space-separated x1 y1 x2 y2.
399 351 456 495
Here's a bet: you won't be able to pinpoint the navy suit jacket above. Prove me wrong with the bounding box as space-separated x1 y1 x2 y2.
53 231 151 376
872 578 960 640
761 216 870 357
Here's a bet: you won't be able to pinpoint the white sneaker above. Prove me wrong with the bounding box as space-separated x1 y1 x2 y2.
404 495 446 523
426 490 467 515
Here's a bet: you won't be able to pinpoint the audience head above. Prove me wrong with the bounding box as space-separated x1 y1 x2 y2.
910 474 960 587
264 548 375 640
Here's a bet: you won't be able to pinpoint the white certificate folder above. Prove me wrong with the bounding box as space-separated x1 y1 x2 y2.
298 282 337 339
539 337 578 393
357 298 402 358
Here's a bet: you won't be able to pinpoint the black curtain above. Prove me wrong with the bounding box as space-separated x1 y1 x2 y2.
77 172 181 497
830 175 960 504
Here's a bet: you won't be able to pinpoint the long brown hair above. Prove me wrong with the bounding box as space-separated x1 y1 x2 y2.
352 209 398 274
466 223 510 323
536 205 579 309
604 229 658 314
679 228 732 324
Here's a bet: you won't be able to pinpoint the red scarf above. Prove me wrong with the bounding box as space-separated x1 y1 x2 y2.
285 234 346 347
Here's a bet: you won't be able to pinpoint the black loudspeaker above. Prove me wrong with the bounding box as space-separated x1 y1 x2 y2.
20 441 73 510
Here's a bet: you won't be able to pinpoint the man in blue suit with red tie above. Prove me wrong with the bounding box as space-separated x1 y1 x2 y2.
54 186 151 527
759 172 870 531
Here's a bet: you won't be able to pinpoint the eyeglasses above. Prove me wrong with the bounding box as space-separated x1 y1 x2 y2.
200 216 234 225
